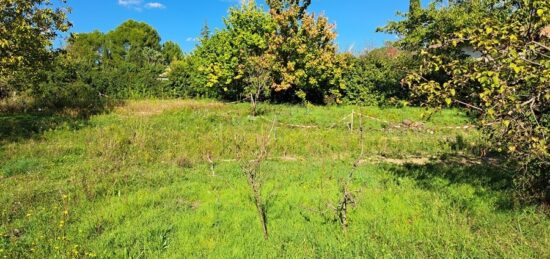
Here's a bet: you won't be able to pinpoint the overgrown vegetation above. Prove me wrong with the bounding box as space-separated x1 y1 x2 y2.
1 0 549 256
1 0 414 107
1 100 549 257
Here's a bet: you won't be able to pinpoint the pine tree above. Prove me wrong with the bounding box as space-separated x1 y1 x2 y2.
200 20 211 44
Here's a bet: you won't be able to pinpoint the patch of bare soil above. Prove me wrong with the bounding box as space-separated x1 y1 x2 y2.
359 154 498 166
115 100 225 117
360 156 433 166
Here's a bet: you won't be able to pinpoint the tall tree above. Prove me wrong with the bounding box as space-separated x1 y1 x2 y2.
265 0 346 104
66 20 167 98
389 0 550 204
162 41 184 63
106 20 162 64
0 0 71 97
380 0 487 51
200 20 211 43
189 0 275 100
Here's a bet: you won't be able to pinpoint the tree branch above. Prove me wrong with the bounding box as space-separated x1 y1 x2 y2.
453 99 484 112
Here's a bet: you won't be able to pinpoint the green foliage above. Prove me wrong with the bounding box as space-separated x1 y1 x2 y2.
166 56 213 98
106 20 162 64
387 0 550 203
380 0 487 51
342 46 415 106
186 1 275 100
162 41 184 63
65 20 178 99
409 0 421 15
170 0 346 104
0 0 71 97
266 0 346 104
35 55 106 113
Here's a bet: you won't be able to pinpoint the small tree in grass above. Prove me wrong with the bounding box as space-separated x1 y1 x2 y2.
244 55 273 116
236 120 276 239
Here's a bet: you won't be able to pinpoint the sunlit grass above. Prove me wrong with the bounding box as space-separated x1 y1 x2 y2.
1 100 548 257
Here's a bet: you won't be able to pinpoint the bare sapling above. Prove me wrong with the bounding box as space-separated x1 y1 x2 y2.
337 183 356 231
337 112 364 232
237 119 277 240
205 151 216 176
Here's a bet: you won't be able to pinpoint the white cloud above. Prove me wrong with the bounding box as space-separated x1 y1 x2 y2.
145 2 166 9
118 0 142 7
118 0 166 11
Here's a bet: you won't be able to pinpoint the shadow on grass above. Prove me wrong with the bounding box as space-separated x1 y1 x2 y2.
0 101 120 143
0 114 89 143
388 154 516 211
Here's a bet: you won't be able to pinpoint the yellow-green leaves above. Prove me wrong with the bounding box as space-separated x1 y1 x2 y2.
509 63 522 74
396 0 549 195
1 0 71 93
266 0 343 103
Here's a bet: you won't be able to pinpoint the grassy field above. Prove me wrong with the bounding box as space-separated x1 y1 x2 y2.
1 100 548 258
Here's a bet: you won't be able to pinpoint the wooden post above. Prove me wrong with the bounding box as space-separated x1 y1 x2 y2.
351 110 355 133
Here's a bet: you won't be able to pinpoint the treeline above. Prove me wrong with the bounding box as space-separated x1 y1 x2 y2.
164 1 413 105
1 0 414 110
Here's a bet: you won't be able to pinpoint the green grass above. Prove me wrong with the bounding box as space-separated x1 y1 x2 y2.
1 100 548 258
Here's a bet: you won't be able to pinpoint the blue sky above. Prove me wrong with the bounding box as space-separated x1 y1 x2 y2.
60 0 427 53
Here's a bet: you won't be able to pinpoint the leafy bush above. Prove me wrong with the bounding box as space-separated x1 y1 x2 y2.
341 47 414 106
170 0 346 104
34 56 107 115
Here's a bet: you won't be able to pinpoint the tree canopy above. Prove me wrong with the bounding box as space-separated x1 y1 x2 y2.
386 0 550 203
0 0 71 96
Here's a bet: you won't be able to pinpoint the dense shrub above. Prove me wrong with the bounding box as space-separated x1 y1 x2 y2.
169 1 346 104
342 46 414 106
34 56 107 114
65 20 175 100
